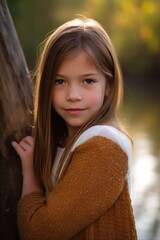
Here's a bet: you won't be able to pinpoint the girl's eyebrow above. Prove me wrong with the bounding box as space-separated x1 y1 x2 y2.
81 73 99 77
56 73 99 77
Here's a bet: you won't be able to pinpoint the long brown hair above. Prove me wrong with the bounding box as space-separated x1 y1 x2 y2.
34 18 123 192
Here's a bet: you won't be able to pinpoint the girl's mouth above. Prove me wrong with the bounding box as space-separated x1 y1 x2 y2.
65 108 85 115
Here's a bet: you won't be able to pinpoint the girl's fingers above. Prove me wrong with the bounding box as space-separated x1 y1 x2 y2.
11 136 34 160
19 140 30 151
12 136 34 151
23 136 34 146
11 141 24 157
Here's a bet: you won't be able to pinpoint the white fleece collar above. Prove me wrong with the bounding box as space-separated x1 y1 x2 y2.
71 125 132 189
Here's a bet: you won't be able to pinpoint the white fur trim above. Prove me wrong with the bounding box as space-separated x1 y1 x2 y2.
71 125 132 188
71 125 131 157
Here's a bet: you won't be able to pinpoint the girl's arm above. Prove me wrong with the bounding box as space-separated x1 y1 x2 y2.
12 136 41 197
16 136 129 240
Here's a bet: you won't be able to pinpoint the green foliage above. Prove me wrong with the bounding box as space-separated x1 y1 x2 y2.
83 0 160 80
7 0 160 83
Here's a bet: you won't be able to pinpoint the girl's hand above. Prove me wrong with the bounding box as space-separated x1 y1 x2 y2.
12 136 41 197
11 136 34 175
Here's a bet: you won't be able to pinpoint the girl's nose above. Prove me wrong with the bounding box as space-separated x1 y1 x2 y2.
66 85 82 101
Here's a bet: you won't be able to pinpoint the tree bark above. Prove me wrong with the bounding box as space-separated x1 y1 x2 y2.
0 0 33 239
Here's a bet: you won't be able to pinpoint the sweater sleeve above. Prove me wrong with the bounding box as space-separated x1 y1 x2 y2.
17 136 128 240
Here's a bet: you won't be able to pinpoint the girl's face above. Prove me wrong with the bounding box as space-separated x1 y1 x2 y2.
52 50 109 137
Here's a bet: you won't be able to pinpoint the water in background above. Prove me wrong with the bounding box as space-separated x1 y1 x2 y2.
123 90 160 240
132 132 160 240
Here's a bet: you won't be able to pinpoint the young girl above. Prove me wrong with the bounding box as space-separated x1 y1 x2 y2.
12 17 137 239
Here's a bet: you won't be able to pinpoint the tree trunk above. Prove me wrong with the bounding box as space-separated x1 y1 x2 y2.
0 0 33 239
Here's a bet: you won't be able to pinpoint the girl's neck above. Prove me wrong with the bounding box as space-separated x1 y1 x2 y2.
59 128 79 148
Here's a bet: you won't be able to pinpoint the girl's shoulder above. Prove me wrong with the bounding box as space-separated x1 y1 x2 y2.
71 125 132 159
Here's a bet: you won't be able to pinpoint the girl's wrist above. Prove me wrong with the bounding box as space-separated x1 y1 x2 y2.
22 168 35 178
21 171 41 198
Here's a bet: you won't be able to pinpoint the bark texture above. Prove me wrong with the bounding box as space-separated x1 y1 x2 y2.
0 1 33 239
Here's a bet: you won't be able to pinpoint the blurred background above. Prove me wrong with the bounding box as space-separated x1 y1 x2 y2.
7 0 160 239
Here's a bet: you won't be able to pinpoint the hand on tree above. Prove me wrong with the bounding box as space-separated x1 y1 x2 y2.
12 136 34 175
11 136 41 197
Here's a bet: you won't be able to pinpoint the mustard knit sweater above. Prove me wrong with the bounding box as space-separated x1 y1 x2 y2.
17 125 137 240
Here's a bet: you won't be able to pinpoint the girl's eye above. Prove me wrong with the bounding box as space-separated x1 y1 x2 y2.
84 79 96 85
55 79 65 85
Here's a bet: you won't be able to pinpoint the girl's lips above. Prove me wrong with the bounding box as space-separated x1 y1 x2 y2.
65 108 85 115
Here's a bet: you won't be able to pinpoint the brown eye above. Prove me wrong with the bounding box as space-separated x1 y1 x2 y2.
55 79 65 85
84 79 95 85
